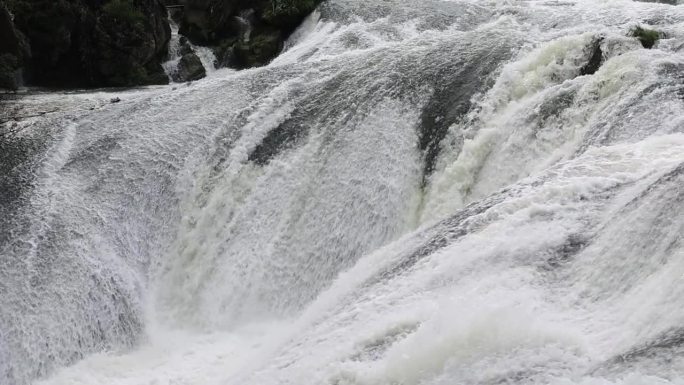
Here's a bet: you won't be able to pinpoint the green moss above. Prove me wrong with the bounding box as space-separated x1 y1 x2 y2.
631 26 661 49
269 0 316 16
102 0 144 25
262 0 319 27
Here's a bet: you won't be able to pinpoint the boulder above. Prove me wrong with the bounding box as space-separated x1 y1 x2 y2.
631 26 661 49
172 52 206 82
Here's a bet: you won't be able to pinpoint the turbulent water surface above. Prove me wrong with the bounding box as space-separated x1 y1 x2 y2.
1 0 684 384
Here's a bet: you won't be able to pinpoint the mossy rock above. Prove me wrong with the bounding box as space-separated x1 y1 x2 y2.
261 0 319 29
631 26 661 49
234 30 283 68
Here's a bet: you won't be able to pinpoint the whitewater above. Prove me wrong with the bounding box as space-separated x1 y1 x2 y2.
1 0 683 384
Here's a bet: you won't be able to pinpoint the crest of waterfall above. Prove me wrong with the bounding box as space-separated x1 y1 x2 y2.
0 0 683 384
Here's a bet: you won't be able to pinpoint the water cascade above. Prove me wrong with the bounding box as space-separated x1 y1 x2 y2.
1 0 683 384
163 19 218 81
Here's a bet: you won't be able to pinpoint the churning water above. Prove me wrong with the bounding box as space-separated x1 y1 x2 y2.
1 0 683 384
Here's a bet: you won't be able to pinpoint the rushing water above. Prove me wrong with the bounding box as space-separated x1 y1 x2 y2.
1 0 683 384
163 19 218 81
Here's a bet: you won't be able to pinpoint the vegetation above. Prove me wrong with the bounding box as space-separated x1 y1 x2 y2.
631 26 661 49
102 0 145 25
270 0 317 16
263 0 319 27
2 0 170 87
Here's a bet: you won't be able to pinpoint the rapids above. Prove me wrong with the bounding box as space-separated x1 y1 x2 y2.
0 0 683 384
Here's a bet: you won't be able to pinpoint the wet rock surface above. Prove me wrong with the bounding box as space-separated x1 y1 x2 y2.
0 3 29 90
1 0 171 88
178 0 323 69
580 38 604 76
172 52 206 82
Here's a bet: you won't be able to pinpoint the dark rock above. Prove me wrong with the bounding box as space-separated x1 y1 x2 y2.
172 52 205 82
631 26 661 49
634 0 678 4
0 54 19 91
260 0 319 31
3 0 171 88
233 9 255 43
580 38 604 76
178 0 323 69
248 116 304 166
110 97 121 103
92 0 172 87
179 0 237 45
234 29 282 68
213 41 237 68
179 39 194 56
0 2 29 90
147 70 172 85
163 0 184 24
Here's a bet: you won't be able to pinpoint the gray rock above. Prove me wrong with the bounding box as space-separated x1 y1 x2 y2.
180 40 194 56
172 52 206 82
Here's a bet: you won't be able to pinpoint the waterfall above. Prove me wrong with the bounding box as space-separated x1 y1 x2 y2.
236 10 255 44
162 19 217 81
1 0 683 384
